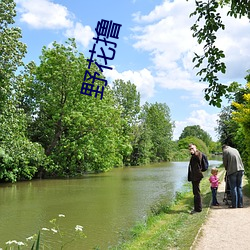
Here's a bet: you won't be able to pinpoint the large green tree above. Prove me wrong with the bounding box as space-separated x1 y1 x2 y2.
178 136 209 156
179 125 212 146
190 0 250 107
112 79 140 165
140 102 174 162
24 39 128 175
216 106 240 147
0 0 47 182
112 79 140 123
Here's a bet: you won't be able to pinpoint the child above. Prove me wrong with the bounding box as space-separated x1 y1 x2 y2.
209 168 220 206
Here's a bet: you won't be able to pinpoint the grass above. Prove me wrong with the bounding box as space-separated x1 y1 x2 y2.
111 169 225 250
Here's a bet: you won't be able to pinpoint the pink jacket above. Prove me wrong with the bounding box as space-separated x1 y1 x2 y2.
209 175 219 188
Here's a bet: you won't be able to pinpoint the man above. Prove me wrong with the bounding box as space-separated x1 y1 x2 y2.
222 144 244 208
188 143 204 214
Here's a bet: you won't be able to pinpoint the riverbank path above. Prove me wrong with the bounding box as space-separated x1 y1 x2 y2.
192 173 250 250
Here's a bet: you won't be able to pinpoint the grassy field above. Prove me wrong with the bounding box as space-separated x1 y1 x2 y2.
111 169 226 250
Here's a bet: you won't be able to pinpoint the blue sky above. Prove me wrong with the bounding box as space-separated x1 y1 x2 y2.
14 0 250 141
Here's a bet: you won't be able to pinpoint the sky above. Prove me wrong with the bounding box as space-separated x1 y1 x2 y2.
14 0 250 141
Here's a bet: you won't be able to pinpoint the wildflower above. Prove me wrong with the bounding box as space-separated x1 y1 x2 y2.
42 228 50 231
17 242 25 246
6 240 17 245
26 236 34 241
5 240 25 246
58 214 65 217
51 228 58 233
75 225 83 232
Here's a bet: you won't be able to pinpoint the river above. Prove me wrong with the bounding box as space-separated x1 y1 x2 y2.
0 160 221 249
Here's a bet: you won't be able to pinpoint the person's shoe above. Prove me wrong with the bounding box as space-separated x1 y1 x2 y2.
190 209 201 214
228 205 236 208
212 203 220 206
238 205 243 208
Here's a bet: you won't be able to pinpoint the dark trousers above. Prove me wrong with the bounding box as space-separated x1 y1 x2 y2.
211 187 218 205
228 170 244 208
192 181 202 212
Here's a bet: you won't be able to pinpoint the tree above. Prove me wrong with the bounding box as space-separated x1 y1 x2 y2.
140 102 174 162
0 0 26 109
112 79 140 124
112 79 140 165
216 106 240 147
129 122 153 166
0 0 47 182
178 136 209 156
24 39 128 175
231 80 250 176
179 125 212 146
190 0 250 107
216 72 250 150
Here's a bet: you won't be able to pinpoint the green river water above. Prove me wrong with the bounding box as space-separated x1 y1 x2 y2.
0 160 221 249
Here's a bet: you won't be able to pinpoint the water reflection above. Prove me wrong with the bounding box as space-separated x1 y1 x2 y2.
0 160 221 249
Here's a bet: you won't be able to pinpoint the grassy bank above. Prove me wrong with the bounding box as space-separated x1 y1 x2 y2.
111 169 225 250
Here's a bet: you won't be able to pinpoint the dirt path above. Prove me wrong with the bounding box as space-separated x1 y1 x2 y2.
192 174 250 250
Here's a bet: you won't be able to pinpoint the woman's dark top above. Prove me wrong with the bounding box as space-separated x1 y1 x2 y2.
188 150 204 182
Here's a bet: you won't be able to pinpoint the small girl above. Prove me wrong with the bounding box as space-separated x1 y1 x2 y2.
209 168 220 206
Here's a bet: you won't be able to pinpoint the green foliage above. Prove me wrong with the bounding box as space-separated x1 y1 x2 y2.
189 0 250 107
230 78 250 176
31 231 40 250
140 102 174 162
209 141 222 154
179 125 212 146
23 39 128 175
0 0 48 182
112 79 141 165
0 0 27 108
178 136 209 156
215 72 250 177
216 106 240 147
0 0 179 181
130 123 153 165
112 79 140 123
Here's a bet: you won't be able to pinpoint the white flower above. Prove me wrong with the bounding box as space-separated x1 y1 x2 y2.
51 228 58 233
17 241 25 246
75 225 83 231
42 227 50 231
6 240 17 245
58 214 65 217
26 236 34 241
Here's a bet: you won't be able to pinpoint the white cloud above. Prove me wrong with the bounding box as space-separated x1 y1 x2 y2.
16 0 94 49
16 0 73 29
104 67 156 103
173 110 219 141
131 0 250 95
132 0 175 23
65 22 94 48
131 0 203 95
214 7 250 81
